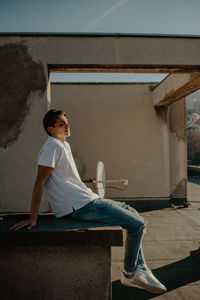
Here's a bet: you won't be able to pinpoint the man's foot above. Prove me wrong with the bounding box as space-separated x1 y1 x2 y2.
121 265 167 294
121 270 144 290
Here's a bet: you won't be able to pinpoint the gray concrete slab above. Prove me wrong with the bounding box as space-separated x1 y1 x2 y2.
111 181 200 299
0 214 123 246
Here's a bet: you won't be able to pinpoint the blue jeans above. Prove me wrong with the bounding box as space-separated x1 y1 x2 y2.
71 198 147 272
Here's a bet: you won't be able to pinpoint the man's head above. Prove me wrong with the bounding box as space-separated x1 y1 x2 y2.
43 109 70 141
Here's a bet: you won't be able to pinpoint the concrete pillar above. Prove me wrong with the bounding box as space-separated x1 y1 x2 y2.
168 97 187 202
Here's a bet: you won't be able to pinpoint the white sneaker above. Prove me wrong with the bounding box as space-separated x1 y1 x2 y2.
121 270 144 290
121 265 167 294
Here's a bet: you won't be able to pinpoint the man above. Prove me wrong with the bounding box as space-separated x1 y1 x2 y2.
10 109 167 294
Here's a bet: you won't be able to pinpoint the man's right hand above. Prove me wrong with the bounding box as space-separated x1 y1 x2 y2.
9 219 37 231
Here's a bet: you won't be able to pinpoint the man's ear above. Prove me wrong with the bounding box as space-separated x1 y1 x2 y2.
47 126 53 135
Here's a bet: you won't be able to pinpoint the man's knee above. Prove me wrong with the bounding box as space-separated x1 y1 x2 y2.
139 218 146 232
141 219 147 234
130 217 147 233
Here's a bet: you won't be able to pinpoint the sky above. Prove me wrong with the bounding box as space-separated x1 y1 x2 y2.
1 0 200 82
1 0 200 34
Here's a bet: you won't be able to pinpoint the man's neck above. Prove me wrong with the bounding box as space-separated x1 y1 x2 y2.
51 135 66 144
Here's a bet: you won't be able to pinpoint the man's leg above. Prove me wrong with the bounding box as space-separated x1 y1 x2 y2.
71 197 146 273
106 199 147 270
71 198 167 294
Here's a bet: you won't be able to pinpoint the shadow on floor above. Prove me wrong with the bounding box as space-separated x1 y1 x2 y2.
112 252 200 300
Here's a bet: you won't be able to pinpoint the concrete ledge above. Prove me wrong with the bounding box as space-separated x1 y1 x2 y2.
0 214 123 246
0 214 123 300
1 245 112 300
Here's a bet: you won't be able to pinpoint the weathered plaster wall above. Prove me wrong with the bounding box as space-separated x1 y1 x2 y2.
51 83 170 198
0 42 46 148
0 34 193 212
0 37 49 212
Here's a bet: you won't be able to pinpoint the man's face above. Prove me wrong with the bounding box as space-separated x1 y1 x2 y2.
48 113 71 140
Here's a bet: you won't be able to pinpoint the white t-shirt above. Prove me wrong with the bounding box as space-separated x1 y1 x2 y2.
37 136 99 218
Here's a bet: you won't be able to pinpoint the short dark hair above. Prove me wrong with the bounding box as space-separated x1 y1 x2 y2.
43 109 65 136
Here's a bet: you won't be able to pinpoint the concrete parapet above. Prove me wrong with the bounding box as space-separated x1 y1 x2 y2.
0 214 123 300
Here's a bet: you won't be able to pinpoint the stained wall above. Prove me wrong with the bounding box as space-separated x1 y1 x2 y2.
0 34 191 211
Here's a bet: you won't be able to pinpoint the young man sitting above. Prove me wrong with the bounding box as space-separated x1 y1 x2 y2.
10 109 167 295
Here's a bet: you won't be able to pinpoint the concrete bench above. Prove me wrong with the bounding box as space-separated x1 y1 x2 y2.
0 213 123 300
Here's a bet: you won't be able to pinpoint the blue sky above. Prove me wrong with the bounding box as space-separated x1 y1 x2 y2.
50 73 168 83
1 0 199 82
1 0 200 34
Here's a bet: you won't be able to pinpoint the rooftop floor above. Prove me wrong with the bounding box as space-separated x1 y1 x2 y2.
111 181 200 299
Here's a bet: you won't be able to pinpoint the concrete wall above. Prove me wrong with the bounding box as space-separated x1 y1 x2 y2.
0 38 49 212
51 83 171 198
168 98 187 198
1 246 111 300
0 33 192 212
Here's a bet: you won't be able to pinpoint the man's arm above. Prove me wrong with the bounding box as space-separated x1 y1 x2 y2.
9 165 53 231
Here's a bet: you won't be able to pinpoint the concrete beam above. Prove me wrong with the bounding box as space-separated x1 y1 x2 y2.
49 64 199 73
153 73 200 107
3 34 200 72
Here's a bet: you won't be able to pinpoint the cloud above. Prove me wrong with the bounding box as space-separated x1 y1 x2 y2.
85 0 129 31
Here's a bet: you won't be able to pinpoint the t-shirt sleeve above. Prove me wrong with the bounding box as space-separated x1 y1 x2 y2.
37 142 61 168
